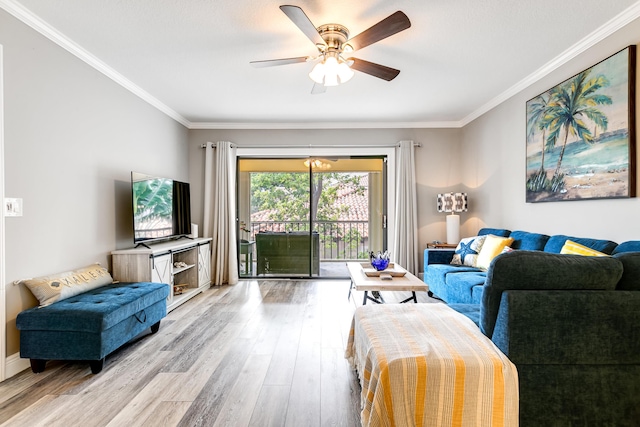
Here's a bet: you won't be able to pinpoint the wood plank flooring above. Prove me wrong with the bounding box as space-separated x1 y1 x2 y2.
0 280 436 427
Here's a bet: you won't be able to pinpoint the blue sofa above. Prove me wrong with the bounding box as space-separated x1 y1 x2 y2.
422 228 640 426
16 281 169 374
424 227 633 304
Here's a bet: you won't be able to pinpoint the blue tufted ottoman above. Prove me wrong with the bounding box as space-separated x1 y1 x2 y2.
16 281 169 374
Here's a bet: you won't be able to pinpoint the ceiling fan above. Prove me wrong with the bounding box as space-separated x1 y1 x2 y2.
250 5 411 93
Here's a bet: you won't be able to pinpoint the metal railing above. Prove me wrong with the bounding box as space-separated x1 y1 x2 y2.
243 220 369 260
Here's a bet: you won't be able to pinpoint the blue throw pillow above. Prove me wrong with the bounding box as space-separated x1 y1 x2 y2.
451 236 486 267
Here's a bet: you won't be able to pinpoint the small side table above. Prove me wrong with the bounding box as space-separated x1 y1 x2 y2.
426 242 458 249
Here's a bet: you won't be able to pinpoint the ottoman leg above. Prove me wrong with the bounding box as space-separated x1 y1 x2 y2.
30 359 47 373
90 358 105 374
151 321 161 334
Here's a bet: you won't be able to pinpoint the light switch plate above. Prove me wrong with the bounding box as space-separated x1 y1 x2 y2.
5 198 23 217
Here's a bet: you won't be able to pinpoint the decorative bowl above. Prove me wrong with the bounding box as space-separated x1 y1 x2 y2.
371 258 389 271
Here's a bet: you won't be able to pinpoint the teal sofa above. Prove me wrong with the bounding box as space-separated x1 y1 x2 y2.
423 228 640 426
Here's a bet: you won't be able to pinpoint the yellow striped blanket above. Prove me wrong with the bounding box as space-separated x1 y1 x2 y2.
345 304 519 427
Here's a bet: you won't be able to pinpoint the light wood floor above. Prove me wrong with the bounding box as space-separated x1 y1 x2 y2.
0 280 436 427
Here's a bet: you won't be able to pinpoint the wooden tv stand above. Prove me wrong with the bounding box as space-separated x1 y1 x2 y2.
111 237 212 312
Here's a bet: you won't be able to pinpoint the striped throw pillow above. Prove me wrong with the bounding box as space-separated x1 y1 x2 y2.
560 240 608 257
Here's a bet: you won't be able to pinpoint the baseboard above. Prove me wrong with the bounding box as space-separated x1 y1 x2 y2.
6 352 30 378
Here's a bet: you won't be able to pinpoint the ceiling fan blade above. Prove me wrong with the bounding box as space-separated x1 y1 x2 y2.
311 82 327 95
280 5 326 47
348 58 400 81
345 11 411 52
250 56 310 68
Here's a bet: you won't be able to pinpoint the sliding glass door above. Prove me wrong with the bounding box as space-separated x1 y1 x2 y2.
237 156 386 279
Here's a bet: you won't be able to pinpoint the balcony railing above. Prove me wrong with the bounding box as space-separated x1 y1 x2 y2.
244 220 369 260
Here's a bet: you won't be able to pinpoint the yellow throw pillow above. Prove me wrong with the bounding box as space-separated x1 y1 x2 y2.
560 240 608 257
20 263 113 307
476 235 515 270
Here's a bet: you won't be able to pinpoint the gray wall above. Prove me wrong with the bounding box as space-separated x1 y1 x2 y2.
187 128 463 267
460 16 640 243
1 10 189 356
4 3 640 363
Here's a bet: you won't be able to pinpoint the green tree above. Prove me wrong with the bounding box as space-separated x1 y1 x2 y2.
250 171 364 222
545 70 612 191
343 227 364 258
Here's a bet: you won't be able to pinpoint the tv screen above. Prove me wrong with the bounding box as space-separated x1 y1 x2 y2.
131 172 191 244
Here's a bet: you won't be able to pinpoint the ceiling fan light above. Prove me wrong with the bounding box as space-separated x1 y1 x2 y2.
324 55 339 69
323 56 340 86
309 62 325 84
324 73 339 86
337 62 354 83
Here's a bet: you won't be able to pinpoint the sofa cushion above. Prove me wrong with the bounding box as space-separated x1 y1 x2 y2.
561 240 608 257
471 283 485 303
613 252 640 290
447 303 481 326
612 240 640 255
451 235 486 266
16 282 169 333
480 251 623 338
509 230 550 251
425 264 480 286
425 264 483 302
19 264 113 307
544 235 618 254
476 235 514 270
445 272 487 304
478 228 511 237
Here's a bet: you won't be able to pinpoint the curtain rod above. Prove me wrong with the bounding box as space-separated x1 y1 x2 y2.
200 142 421 149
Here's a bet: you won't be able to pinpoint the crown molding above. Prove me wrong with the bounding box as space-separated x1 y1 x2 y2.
187 120 463 130
0 0 190 128
3 0 640 130
460 1 640 127
189 1 640 130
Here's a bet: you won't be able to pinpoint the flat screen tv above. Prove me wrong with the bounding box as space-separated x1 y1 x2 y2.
131 171 191 245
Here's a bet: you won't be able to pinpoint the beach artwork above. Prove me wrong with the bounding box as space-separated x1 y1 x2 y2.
526 46 636 203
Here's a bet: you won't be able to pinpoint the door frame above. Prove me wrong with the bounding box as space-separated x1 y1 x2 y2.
1 45 7 381
235 145 397 273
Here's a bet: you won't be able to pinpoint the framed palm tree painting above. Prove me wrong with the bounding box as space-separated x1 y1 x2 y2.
526 45 636 202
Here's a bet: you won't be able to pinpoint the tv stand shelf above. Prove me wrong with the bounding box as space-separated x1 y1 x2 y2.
111 238 212 312
173 264 195 275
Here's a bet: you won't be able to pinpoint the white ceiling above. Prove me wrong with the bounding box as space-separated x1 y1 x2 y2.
3 0 640 128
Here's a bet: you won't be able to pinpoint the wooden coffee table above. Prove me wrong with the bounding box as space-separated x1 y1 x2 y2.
347 262 428 305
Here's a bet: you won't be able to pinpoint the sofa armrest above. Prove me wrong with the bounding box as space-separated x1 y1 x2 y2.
480 251 623 338
424 248 455 265
491 290 640 365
